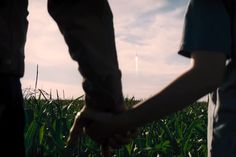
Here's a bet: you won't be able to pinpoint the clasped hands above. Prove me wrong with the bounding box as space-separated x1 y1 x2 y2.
66 106 137 149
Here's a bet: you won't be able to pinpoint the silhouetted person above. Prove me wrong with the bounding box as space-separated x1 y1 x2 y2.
0 0 128 156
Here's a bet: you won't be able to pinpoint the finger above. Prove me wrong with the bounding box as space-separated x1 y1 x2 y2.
66 114 87 148
85 123 107 145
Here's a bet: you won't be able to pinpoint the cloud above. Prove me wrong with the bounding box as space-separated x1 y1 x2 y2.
22 0 191 99
23 0 84 98
109 0 191 98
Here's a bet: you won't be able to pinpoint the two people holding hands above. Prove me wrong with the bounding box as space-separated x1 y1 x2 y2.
68 0 236 157
0 0 235 156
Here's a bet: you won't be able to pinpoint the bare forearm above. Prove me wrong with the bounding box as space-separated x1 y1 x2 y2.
113 67 220 131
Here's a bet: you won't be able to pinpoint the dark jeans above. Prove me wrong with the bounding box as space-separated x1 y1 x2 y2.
0 76 25 156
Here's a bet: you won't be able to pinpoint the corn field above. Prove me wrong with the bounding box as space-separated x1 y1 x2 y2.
24 89 207 157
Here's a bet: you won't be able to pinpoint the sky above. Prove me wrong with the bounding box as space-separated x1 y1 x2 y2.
22 0 191 99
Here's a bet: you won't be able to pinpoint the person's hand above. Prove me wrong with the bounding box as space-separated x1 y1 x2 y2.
66 106 138 149
84 109 138 148
66 106 89 148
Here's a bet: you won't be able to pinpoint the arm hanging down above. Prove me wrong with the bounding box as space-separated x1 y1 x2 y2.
47 0 132 153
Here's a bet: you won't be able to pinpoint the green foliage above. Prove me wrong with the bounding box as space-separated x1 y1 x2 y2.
24 89 207 157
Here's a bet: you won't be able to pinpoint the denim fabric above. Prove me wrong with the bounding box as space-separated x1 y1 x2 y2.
0 76 25 156
179 0 231 58
0 0 28 77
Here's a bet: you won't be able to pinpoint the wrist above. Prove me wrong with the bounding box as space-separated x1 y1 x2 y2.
111 109 135 133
